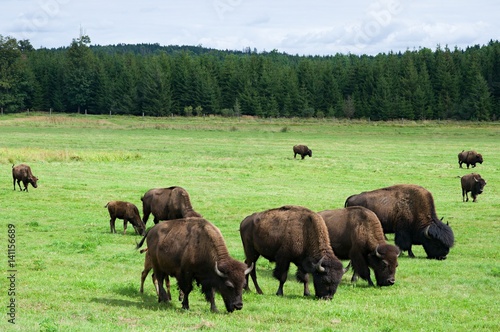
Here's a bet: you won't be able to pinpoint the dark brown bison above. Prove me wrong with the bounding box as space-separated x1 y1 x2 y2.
293 145 312 159
12 164 38 192
240 205 344 299
458 150 483 169
345 184 454 260
105 201 145 235
461 173 487 202
136 217 253 312
318 207 400 287
141 186 202 226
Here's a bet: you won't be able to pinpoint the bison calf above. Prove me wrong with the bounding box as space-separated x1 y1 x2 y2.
293 145 312 159
139 247 184 302
458 150 483 169
12 164 38 192
461 173 487 202
318 207 400 287
105 201 145 235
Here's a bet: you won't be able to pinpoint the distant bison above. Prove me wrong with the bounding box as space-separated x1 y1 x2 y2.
240 205 344 299
461 173 487 202
136 217 253 312
345 184 454 260
105 201 145 235
293 145 312 159
141 186 202 226
12 164 38 192
318 207 400 287
458 150 483 169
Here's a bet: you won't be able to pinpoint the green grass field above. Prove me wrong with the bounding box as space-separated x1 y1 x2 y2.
0 114 499 331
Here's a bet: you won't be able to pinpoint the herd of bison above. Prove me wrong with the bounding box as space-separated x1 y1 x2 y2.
12 148 487 313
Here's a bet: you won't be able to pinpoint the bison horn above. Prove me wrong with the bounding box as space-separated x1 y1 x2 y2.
244 263 254 275
315 256 326 273
424 225 432 239
375 245 383 258
214 262 228 278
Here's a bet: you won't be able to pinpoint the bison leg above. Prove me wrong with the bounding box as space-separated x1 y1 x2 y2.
273 260 291 296
110 217 117 233
462 189 469 202
141 212 150 227
394 231 414 258
140 253 152 293
140 269 148 293
155 272 171 303
295 269 311 296
350 251 374 286
247 260 264 294
123 219 128 235
201 283 218 312
178 279 193 310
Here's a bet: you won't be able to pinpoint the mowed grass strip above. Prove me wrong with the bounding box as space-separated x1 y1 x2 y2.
0 114 498 331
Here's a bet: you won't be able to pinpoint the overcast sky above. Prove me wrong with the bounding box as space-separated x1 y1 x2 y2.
2 0 499 55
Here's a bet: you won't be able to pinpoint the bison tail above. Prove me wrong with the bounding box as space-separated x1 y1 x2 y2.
104 202 109 208
135 229 150 250
344 195 354 208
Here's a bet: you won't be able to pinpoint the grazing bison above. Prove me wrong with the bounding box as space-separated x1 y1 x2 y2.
136 217 253 312
139 247 184 301
240 205 344 299
139 248 160 295
318 207 400 287
105 201 145 235
461 173 487 202
12 164 38 192
345 184 454 260
141 186 202 226
458 150 483 169
293 145 312 159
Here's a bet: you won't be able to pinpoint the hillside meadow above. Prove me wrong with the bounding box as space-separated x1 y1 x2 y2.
0 113 499 331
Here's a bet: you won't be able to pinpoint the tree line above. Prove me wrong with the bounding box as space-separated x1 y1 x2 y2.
1 34 499 120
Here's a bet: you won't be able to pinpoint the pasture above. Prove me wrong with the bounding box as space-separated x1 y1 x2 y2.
0 114 499 331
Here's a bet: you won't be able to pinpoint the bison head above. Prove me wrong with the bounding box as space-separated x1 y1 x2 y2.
214 260 253 312
474 176 487 194
132 220 146 236
307 149 312 157
29 175 38 188
476 153 483 164
304 254 344 300
422 221 454 260
367 244 400 286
